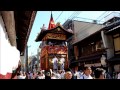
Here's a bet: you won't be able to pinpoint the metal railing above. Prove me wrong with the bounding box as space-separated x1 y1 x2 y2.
102 19 120 33
73 17 104 24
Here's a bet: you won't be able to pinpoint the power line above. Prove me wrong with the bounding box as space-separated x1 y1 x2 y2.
62 11 83 26
100 11 113 21
71 12 79 19
74 12 115 38
71 11 82 20
74 12 106 35
68 11 76 19
55 11 63 22
66 11 82 21
97 11 111 21
70 11 81 20
96 11 108 20
62 11 78 25
68 11 78 19
69 11 117 38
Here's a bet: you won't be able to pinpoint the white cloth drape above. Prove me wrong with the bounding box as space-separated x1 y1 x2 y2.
0 17 20 76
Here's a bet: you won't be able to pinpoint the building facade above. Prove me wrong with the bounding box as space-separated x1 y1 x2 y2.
63 19 104 69
101 12 120 73
63 12 120 74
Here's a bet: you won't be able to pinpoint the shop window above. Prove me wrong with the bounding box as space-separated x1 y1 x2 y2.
95 40 104 51
113 36 120 53
81 47 84 53
74 46 79 59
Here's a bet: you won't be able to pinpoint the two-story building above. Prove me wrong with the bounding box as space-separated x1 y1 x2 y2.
63 19 103 70
101 12 120 73
63 12 120 74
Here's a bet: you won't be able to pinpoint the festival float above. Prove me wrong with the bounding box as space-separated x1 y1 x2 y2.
35 13 73 70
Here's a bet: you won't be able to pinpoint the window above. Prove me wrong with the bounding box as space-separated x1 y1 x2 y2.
114 36 120 53
114 37 120 51
95 40 104 51
74 46 79 59
80 40 103 56
113 33 120 54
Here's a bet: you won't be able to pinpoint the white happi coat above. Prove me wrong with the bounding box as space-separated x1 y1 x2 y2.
52 57 58 70
59 57 65 70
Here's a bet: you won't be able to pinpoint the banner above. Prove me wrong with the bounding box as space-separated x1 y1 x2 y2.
45 33 66 40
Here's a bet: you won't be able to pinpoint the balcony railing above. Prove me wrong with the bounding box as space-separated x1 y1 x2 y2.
78 49 106 61
103 12 120 30
104 18 120 30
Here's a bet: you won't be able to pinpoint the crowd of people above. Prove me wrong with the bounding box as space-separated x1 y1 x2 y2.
16 66 120 79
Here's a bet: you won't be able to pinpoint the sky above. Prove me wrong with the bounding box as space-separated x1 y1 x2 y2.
27 11 120 57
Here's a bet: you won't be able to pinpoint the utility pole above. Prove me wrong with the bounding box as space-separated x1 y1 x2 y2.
26 45 28 73
37 48 40 71
26 45 31 73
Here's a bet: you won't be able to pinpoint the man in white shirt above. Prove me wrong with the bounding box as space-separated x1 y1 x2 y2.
80 66 93 79
51 56 58 71
73 66 81 79
61 70 65 79
59 55 65 70
55 70 61 79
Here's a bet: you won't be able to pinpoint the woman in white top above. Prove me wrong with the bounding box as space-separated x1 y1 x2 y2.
37 72 45 79
51 56 58 70
80 66 93 79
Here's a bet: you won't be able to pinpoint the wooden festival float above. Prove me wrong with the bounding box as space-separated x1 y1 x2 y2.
35 14 73 71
